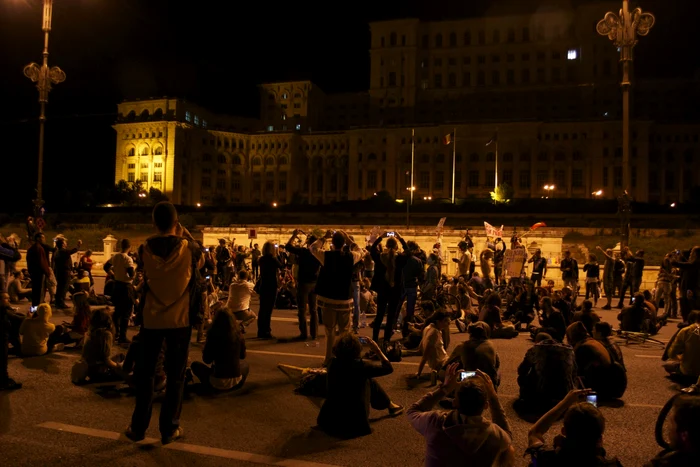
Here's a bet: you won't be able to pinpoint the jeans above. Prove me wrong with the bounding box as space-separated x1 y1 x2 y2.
351 281 361 330
252 262 259 281
191 360 249 391
530 273 543 287
112 281 134 341
296 282 318 338
617 280 634 306
55 272 70 307
257 287 276 337
130 326 191 437
399 287 417 337
372 289 401 342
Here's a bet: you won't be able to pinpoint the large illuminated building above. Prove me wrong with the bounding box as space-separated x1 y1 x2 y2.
114 2 699 206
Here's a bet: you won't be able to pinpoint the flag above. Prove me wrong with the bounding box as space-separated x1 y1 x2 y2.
485 133 497 146
443 132 453 145
484 221 504 238
530 222 546 231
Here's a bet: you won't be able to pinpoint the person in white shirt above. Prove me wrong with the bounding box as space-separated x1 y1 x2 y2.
226 270 257 329
414 310 451 382
104 239 135 344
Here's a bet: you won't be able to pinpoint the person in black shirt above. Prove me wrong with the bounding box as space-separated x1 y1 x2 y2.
214 239 232 288
528 249 548 287
560 250 579 291
285 230 321 340
257 242 284 339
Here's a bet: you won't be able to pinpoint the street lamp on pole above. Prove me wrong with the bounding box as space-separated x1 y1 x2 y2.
597 0 655 194
23 0 66 216
543 184 555 198
406 186 415 229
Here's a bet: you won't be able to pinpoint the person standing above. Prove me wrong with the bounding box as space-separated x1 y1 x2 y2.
311 230 363 366
528 249 548 287
26 232 52 308
560 250 579 291
396 237 424 337
632 250 645 294
125 202 203 445
452 241 471 278
250 242 261 281
105 239 135 344
285 230 321 340
256 241 283 339
214 239 232 288
617 247 641 308
79 250 94 287
52 237 82 309
493 238 507 286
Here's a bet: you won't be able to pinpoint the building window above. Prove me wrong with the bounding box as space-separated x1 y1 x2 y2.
486 152 495 162
127 163 136 169
555 169 566 188
127 172 135 182
449 32 457 47
468 170 479 187
567 48 578 60
603 167 609 186
232 178 241 190
435 34 443 47
434 74 442 88
507 69 515 84
216 179 226 190
358 171 363 189
127 148 135 157
486 170 495 185
665 171 675 190
613 166 623 187
470 153 480 163
519 170 531 189
367 170 377 189
381 170 386 189
523 27 530 41
503 169 513 185
503 153 513 162
455 171 462 189
140 172 148 183
478 30 485 45
463 72 471 86
477 71 485 86
433 171 444 190
185 111 191 123
572 169 583 188
464 31 471 45
522 69 530 83
536 170 548 186
422 34 429 47
419 171 430 189
520 152 531 162
448 73 457 87
194 115 200 126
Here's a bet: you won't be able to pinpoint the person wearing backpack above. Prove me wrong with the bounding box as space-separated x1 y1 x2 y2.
125 202 204 445
593 322 628 400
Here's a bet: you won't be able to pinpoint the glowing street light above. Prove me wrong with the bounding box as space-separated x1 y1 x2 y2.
592 190 604 197
670 202 676 208
423 196 432 201
543 184 555 192
272 202 278 207
196 202 201 208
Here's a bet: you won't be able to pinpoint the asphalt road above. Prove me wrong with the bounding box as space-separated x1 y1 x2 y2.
1 282 683 467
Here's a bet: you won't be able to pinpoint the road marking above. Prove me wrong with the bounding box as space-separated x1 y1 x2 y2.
37 422 340 467
271 317 299 323
247 349 421 366
635 355 661 359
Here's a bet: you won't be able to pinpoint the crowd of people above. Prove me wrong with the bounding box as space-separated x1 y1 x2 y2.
1 208 700 466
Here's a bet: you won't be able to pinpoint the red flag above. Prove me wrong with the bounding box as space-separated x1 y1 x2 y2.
531 222 546 230
443 132 453 145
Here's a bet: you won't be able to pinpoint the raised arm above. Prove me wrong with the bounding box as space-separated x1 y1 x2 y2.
528 389 591 448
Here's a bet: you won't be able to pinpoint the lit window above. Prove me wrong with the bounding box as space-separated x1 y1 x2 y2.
282 93 288 99
202 120 207 128
282 114 286 120
567 49 578 60
296 124 301 130
267 125 274 131
194 115 200 126
127 173 135 182
185 111 191 122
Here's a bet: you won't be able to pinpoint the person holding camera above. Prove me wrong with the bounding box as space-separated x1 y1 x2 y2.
407 363 514 467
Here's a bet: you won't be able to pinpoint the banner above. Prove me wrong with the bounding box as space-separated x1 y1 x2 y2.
504 248 528 278
367 226 382 244
484 221 504 238
436 217 447 235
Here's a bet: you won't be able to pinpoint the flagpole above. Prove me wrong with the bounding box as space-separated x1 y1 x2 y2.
451 127 456 204
411 128 415 205
494 129 499 190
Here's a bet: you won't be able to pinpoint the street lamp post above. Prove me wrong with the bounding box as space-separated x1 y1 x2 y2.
23 0 66 215
597 0 655 194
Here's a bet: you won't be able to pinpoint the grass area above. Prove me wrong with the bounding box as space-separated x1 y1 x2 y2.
564 232 700 265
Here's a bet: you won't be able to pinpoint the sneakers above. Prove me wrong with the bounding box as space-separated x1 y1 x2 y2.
52 343 65 352
161 427 184 445
388 404 404 416
124 426 145 442
0 378 22 391
602 305 612 310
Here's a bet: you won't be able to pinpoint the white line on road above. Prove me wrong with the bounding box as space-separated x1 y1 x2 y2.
635 355 662 359
247 349 421 366
37 422 340 467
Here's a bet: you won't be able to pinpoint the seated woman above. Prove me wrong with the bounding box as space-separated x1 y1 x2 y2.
19 303 65 356
414 311 451 381
72 308 125 384
479 292 518 339
57 292 92 347
459 321 500 389
190 309 249 392
663 310 700 385
537 296 567 342
517 332 577 412
566 322 615 399
8 271 31 303
317 333 403 438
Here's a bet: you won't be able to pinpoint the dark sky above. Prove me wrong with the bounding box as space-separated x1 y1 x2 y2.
0 0 696 212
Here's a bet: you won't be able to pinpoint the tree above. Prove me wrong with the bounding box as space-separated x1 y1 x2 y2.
490 183 514 204
148 187 168 204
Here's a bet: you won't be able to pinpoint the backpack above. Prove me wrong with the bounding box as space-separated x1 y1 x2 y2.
188 246 207 328
603 343 628 399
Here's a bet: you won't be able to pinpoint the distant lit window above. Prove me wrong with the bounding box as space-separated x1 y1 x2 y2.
185 111 191 122
154 162 163 168
567 49 578 60
202 120 207 128
282 114 286 120
153 172 162 182
194 115 200 126
282 93 288 99
296 124 301 130
267 125 274 132
127 172 135 182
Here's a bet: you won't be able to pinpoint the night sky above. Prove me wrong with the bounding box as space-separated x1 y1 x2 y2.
0 0 697 212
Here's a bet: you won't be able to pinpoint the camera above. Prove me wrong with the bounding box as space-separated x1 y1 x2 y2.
459 371 476 381
586 393 598 407
358 336 370 344
387 232 395 237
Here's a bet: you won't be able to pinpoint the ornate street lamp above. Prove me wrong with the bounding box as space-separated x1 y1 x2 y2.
23 0 66 215
596 1 655 194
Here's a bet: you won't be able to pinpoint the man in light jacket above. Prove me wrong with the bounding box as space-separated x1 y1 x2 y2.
407 363 514 467
125 202 203 445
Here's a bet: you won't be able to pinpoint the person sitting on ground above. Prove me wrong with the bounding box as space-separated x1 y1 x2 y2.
592 321 628 399
72 308 125 384
413 310 451 381
663 310 700 384
573 299 601 335
459 321 501 390
70 270 92 295
57 291 92 347
317 333 403 438
407 364 514 467
1 292 24 391
517 332 577 412
512 282 540 331
566 322 615 399
537 296 567 342
359 278 376 317
479 292 518 339
527 389 622 467
646 395 700 467
8 271 31 303
19 303 65 356
190 309 249 392
553 290 573 326
594 322 625 369
618 292 656 334
225 270 258 332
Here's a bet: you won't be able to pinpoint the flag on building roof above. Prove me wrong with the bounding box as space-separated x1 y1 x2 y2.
443 132 453 145
485 133 498 146
530 222 546 230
